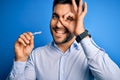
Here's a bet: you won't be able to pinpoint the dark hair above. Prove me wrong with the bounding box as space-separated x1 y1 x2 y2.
53 0 79 10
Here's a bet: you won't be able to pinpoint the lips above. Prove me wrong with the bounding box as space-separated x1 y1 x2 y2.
53 28 67 34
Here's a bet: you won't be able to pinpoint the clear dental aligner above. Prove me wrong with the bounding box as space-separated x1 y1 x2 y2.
32 31 42 36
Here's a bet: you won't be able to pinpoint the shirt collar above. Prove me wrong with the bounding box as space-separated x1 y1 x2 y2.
51 40 81 51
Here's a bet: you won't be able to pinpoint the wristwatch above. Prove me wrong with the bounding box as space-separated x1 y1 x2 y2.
76 29 91 43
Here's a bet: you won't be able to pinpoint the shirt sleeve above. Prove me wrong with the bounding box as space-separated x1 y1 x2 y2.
6 52 36 80
80 37 120 80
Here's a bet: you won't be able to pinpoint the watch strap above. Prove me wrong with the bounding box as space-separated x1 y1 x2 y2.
76 30 91 43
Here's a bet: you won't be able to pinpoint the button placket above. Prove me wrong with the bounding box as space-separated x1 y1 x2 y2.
59 55 66 80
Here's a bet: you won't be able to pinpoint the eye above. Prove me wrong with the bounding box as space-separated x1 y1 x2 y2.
52 13 59 20
67 16 74 21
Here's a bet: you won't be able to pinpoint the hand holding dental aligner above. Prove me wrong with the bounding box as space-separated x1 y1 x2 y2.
14 31 42 61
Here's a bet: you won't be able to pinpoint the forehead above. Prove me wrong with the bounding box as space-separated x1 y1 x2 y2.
53 4 73 16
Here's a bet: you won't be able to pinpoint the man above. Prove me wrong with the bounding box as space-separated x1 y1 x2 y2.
7 0 120 80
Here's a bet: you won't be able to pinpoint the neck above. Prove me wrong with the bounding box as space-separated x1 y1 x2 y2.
57 37 76 53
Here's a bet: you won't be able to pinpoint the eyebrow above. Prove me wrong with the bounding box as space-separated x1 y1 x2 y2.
52 12 58 16
52 11 70 18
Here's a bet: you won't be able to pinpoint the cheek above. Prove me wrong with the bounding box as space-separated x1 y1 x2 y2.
50 19 57 27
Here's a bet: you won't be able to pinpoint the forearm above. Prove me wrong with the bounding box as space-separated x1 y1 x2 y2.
7 60 36 80
80 38 120 80
6 61 26 80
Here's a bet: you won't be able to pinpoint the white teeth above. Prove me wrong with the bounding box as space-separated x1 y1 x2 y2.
56 30 65 34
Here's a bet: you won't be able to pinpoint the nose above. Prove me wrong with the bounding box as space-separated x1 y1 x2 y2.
56 18 63 28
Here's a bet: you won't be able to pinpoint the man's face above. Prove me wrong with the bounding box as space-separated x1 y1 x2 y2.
50 4 74 44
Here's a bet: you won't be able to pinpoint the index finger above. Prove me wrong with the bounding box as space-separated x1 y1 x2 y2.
78 0 83 13
27 32 33 36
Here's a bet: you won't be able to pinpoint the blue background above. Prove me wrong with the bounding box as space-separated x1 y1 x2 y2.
0 0 120 79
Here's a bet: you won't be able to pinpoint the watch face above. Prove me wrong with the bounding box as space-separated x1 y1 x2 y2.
76 36 81 43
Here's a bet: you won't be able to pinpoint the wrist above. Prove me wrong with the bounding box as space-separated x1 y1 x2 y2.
15 56 28 62
75 29 85 36
76 29 91 43
75 22 85 36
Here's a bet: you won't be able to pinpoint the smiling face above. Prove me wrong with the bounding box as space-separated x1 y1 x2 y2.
50 4 75 44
